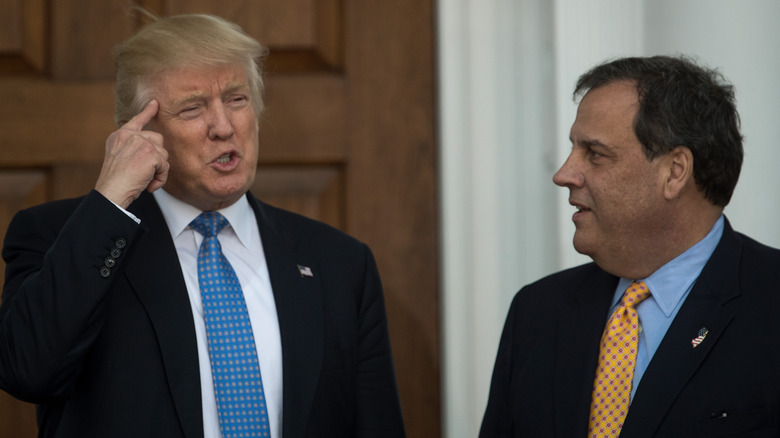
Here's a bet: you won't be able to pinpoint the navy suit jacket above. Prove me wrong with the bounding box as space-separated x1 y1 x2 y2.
0 190 405 438
480 219 780 437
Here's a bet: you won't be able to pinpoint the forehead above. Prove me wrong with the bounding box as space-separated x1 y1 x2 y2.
570 81 640 143
151 63 249 98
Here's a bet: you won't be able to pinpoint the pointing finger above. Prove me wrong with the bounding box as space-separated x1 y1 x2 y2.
123 99 159 131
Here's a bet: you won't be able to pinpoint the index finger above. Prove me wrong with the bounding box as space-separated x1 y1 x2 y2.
123 99 159 131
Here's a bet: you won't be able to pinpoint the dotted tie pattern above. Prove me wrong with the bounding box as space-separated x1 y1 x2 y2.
190 212 270 438
588 281 651 438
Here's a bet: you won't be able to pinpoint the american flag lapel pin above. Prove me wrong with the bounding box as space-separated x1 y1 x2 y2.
297 264 314 278
691 327 709 348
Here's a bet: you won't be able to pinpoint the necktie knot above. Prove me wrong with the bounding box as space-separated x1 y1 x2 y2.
622 281 651 308
190 211 228 238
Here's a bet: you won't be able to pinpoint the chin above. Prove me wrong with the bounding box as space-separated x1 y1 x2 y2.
211 179 251 197
571 236 597 258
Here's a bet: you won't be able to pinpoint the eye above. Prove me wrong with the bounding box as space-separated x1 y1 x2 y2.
178 106 203 119
226 95 249 107
584 144 608 161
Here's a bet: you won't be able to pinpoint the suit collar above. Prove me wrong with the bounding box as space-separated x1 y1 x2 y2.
554 267 619 437
247 195 324 438
620 219 743 438
126 192 204 438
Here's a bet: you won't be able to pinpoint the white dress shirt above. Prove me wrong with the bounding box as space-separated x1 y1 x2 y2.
152 189 283 438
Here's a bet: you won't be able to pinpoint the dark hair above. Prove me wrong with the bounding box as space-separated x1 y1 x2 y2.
575 55 743 206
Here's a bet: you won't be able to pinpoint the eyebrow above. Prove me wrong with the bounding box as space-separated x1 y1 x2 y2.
170 81 250 109
221 81 250 96
582 139 609 149
571 136 611 150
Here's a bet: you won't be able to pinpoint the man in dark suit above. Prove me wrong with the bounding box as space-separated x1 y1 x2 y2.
480 55 780 437
0 13 405 438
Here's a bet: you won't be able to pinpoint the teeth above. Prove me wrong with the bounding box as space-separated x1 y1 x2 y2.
216 154 231 164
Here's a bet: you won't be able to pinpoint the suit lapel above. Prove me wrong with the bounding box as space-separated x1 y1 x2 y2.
554 269 618 437
620 222 743 438
249 195 324 438
126 193 204 438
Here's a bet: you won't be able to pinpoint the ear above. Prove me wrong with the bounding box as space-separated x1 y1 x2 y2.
663 146 694 200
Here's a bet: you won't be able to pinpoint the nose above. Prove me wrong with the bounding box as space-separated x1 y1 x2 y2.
552 152 582 188
208 102 235 140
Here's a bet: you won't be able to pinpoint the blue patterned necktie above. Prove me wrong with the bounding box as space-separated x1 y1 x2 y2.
190 211 270 437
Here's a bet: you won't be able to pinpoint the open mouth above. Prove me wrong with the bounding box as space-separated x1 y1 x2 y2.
216 153 232 164
570 200 591 221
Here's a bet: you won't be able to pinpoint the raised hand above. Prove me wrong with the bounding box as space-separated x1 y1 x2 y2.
95 100 169 209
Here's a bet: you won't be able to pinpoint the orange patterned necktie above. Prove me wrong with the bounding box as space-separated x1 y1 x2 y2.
588 281 651 438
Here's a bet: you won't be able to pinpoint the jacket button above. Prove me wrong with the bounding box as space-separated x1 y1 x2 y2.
110 248 121 258
115 238 127 249
104 257 116 268
100 266 111 278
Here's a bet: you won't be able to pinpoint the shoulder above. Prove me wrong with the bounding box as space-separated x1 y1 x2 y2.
735 231 780 260
716 224 780 282
731 231 780 292
517 263 610 301
502 262 616 322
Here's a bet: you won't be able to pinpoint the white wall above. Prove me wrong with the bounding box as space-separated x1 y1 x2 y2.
439 1 557 436
439 1 780 437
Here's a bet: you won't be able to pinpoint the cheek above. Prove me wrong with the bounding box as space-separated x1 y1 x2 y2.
165 145 201 178
238 116 259 140
241 120 260 156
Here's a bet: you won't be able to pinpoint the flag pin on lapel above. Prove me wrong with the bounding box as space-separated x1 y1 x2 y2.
691 327 708 348
297 264 314 277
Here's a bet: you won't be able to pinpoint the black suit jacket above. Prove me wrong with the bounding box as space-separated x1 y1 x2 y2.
480 219 780 437
0 190 405 438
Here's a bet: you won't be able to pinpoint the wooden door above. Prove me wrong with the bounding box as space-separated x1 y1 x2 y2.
0 1 439 437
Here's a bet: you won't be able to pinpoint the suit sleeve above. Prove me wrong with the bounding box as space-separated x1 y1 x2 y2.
354 245 406 437
0 190 140 402
479 293 520 438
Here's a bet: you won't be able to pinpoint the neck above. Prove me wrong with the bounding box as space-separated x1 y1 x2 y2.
598 205 723 279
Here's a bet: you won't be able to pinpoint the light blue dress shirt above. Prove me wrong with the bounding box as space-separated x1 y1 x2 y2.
610 215 724 399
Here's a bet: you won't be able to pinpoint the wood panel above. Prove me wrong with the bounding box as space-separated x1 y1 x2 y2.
51 1 137 79
0 391 36 438
0 0 46 75
252 166 344 229
165 0 343 72
345 2 439 435
0 0 23 51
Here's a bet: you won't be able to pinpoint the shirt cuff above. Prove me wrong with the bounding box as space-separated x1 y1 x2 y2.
110 200 141 224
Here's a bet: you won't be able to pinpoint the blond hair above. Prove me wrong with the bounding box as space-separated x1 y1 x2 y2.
113 13 268 126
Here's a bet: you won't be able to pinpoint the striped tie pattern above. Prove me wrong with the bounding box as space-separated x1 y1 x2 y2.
190 212 270 437
588 281 651 438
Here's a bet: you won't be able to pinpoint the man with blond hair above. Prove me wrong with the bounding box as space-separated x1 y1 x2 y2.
0 13 405 438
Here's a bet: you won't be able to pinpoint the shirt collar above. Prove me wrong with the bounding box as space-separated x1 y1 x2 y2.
615 215 725 316
152 189 255 248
